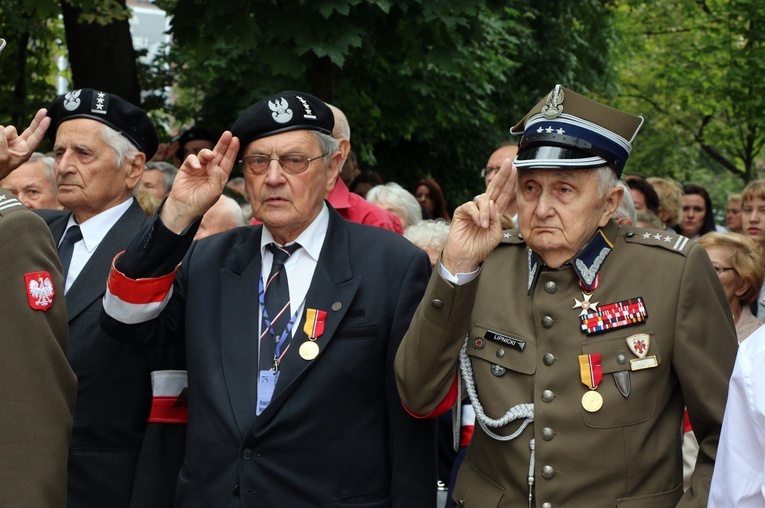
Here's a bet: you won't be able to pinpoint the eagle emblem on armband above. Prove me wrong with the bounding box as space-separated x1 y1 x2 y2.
25 272 55 311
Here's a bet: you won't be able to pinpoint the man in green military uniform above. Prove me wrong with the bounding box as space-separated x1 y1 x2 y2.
395 85 736 507
0 109 77 507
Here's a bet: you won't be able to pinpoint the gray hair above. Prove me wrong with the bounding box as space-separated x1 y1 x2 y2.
613 180 637 225
596 166 620 198
100 124 140 168
145 161 178 194
27 152 56 186
310 131 340 165
404 219 451 250
366 182 423 227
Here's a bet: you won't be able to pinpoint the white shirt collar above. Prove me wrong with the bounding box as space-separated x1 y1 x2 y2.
260 203 329 260
65 198 134 253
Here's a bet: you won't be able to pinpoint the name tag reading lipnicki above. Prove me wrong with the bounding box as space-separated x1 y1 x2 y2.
484 330 526 352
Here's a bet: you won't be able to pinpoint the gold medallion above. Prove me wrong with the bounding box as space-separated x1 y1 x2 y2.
299 340 319 361
581 391 603 413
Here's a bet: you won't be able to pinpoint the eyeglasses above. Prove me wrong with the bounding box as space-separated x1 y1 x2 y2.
481 166 501 178
239 153 326 176
712 265 735 275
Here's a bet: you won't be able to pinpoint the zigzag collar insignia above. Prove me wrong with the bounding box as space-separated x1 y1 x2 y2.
573 229 613 291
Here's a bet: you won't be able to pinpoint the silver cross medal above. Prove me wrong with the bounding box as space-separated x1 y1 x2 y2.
573 292 599 316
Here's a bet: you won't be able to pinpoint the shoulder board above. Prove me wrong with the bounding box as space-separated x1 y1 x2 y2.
499 229 526 245
620 227 693 256
0 189 26 217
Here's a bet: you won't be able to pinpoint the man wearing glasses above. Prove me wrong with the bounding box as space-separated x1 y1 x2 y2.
100 91 436 507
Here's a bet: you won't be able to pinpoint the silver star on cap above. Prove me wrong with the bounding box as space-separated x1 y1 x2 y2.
573 292 599 317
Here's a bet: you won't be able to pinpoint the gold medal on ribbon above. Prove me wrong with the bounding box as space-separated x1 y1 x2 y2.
578 353 604 412
581 390 603 412
300 308 327 362
299 341 319 360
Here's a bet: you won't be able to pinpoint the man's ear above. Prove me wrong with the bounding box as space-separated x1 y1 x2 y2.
325 150 343 196
337 138 350 164
125 152 146 190
600 184 624 227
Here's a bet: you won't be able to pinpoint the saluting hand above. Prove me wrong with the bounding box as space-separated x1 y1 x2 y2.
441 158 517 275
0 108 50 179
161 131 240 234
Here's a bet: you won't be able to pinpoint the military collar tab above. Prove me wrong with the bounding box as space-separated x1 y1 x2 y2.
573 229 613 291
526 228 613 293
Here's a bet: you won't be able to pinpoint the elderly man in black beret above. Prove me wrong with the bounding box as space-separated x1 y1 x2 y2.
100 91 436 507
396 85 736 507
38 89 184 507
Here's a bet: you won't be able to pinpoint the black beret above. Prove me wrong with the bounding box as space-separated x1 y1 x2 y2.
176 126 216 150
231 91 334 150
47 88 159 159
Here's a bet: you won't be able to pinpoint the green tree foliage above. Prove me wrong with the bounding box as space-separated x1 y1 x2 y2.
1 0 616 210
0 0 62 127
0 0 141 142
152 0 617 207
612 0 765 189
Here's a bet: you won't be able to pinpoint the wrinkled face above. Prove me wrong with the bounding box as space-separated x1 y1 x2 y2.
742 197 765 246
53 119 139 222
0 160 61 209
245 130 339 243
415 185 434 215
726 199 742 232
630 188 647 213
681 194 706 238
485 145 518 188
703 245 739 306
139 169 167 199
517 169 620 268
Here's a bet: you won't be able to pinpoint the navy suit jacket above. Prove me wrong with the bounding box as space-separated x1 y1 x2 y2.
101 205 437 507
40 200 183 507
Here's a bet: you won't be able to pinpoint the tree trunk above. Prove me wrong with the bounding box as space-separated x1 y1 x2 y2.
60 0 141 106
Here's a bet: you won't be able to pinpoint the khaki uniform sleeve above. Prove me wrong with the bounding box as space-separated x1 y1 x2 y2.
395 270 480 415
0 209 77 508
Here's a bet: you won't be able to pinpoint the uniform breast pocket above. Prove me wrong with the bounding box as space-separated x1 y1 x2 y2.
580 331 661 428
468 325 537 375
465 325 536 425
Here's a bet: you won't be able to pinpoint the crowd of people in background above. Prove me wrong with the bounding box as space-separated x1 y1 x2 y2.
4 84 765 508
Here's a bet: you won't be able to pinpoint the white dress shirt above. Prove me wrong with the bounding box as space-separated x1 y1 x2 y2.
709 326 765 507
259 203 329 353
61 198 133 293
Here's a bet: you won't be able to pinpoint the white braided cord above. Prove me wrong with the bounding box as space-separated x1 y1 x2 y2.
459 336 534 441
